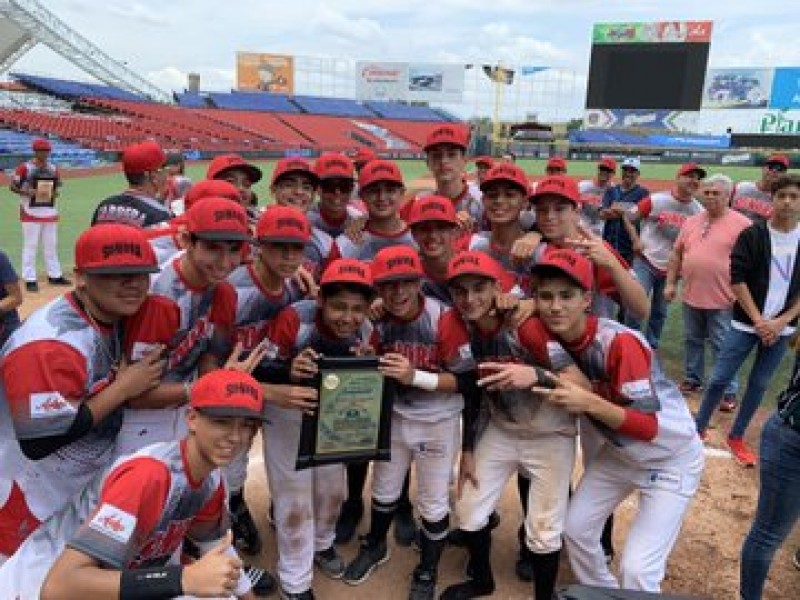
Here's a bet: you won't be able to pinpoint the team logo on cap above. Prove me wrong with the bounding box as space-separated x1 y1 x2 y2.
422 202 446 213
324 158 350 170
339 263 367 277
370 163 397 175
492 165 519 178
286 159 310 171
387 255 416 270
542 176 566 189
214 209 247 225
102 242 143 259
276 217 306 232
454 254 480 268
225 381 259 400
431 126 456 139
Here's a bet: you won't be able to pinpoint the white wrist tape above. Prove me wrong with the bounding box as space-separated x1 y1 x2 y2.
411 369 439 391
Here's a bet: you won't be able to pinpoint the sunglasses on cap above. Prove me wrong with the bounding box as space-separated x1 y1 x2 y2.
766 163 788 173
320 180 355 194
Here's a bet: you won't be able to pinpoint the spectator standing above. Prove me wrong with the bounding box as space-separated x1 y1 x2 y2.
8 138 70 292
600 157 649 267
664 174 751 411
579 157 616 236
695 174 800 466
731 153 790 222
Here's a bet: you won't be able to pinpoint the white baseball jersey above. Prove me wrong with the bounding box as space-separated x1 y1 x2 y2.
417 181 484 231
146 223 183 268
467 231 535 291
579 178 611 236
307 203 365 238
0 440 240 598
303 226 335 280
631 192 704 272
731 180 773 222
12 159 61 222
330 225 418 263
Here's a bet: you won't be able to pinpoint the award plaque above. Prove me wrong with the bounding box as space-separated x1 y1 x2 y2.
30 176 57 208
296 356 394 470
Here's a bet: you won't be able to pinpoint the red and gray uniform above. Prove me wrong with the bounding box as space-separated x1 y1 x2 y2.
632 192 704 274
579 179 611 236
560 317 704 591
115 258 236 458
731 180 772 222
307 204 365 238
329 226 418 263
0 294 170 558
371 298 473 524
420 262 521 307
224 263 305 494
91 189 172 229
260 299 373 594
12 159 61 223
0 440 251 598
303 227 335 280
411 182 485 231
456 317 576 554
467 231 535 291
146 223 183 268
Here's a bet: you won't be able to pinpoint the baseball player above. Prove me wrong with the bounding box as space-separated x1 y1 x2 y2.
225 205 311 556
258 258 376 600
113 197 249 459
440 250 585 600
0 369 268 599
308 153 364 237
208 154 264 226
8 137 71 292
473 156 494 186
162 150 192 210
545 156 568 176
92 141 172 228
579 157 617 236
517 249 704 593
0 224 166 561
340 246 475 600
731 153 790 222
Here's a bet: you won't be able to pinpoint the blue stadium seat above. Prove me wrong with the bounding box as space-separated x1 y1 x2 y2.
364 101 445 121
290 95 375 117
208 92 300 112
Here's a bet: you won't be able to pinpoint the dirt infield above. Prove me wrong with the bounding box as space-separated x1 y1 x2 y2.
17 284 799 599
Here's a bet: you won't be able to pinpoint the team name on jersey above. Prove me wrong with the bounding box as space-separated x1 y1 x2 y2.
96 205 146 228
168 317 212 369
732 196 772 218
382 340 440 371
132 518 193 568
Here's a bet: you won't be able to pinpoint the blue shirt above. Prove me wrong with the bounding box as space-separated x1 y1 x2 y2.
0 249 21 346
601 184 650 260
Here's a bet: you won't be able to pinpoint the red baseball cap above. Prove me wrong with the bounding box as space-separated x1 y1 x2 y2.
320 258 374 289
598 157 617 172
371 246 423 284
474 156 494 168
531 248 594 291
766 153 790 168
122 141 166 175
207 154 262 184
271 157 319 187
352 148 378 166
184 179 241 211
424 124 470 152
480 163 530 194
185 197 251 241
190 369 266 421
446 250 503 282
546 156 568 171
358 159 404 190
531 175 580 206
75 224 159 275
315 153 354 180
677 163 707 179
407 195 458 227
32 138 52 152
256 205 311 244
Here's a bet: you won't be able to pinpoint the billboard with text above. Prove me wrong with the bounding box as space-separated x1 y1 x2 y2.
769 68 800 109
592 21 712 44
356 61 464 103
702 68 773 109
237 52 294 93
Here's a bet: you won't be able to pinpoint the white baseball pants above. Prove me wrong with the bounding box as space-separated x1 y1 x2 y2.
21 221 62 282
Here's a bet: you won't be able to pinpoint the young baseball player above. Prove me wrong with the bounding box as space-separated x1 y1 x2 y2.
490 248 704 593
731 153 790 222
0 369 268 599
258 258 376 600
308 153 364 237
440 250 586 600
340 246 475 600
225 205 311 556
0 224 167 561
207 153 264 225
545 156 568 176
113 197 249 458
579 157 617 236
473 156 494 186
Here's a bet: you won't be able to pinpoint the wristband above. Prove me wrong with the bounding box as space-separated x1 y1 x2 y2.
411 369 439 391
120 565 183 600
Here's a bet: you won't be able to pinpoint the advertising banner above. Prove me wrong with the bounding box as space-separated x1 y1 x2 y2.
583 109 696 131
759 110 800 134
592 21 712 44
355 61 464 102
702 68 773 109
237 52 294 93
769 68 800 109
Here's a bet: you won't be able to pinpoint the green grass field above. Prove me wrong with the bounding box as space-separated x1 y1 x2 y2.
0 158 791 403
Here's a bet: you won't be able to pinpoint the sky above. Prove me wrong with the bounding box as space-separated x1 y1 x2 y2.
5 0 800 127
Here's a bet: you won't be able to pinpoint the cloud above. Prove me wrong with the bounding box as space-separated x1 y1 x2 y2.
310 7 384 44
104 2 170 27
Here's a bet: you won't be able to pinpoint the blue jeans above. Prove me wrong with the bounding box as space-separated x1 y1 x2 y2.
739 412 800 599
694 328 788 437
682 304 737 395
628 258 668 349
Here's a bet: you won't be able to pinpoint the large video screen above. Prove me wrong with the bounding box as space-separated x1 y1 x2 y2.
586 42 710 110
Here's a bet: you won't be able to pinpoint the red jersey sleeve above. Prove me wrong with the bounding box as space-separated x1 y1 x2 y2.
209 282 237 330
67 458 171 569
264 307 301 360
1 341 88 440
594 241 630 301
605 333 659 413
515 317 574 372
436 309 475 373
13 163 27 180
635 196 653 218
124 295 181 360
